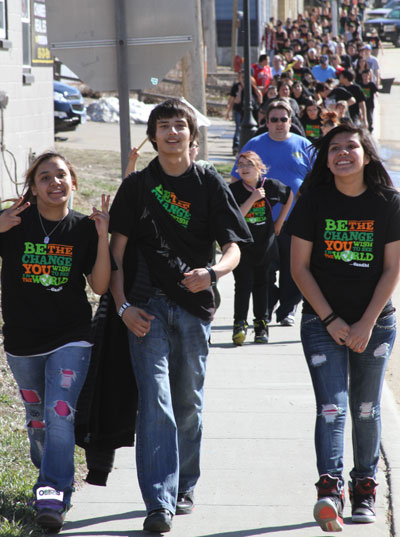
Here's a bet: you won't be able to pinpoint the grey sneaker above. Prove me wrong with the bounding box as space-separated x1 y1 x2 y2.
349 477 377 524
232 320 248 346
253 319 269 343
314 474 345 532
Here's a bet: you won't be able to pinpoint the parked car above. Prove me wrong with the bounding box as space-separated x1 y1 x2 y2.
53 80 86 132
366 0 400 18
364 7 400 45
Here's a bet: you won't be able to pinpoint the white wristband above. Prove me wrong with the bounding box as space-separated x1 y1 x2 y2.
118 301 132 318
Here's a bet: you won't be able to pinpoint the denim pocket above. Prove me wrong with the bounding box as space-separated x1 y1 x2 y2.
375 313 396 331
301 314 320 327
133 296 152 308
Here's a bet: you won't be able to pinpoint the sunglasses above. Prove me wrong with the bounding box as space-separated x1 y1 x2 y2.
237 161 255 169
269 116 289 123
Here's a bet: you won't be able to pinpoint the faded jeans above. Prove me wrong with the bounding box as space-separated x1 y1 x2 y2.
7 345 91 506
128 291 210 514
301 313 396 482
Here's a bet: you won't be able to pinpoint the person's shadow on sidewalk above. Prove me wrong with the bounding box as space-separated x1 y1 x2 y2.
60 515 322 536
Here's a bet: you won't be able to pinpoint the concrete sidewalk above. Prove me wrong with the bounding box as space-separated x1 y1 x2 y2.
59 271 395 537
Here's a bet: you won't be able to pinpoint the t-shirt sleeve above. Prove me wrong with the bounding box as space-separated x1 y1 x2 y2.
265 178 291 206
109 174 141 238
385 191 400 244
285 192 316 242
82 220 100 276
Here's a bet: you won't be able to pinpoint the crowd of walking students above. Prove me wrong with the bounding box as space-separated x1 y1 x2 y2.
227 0 383 156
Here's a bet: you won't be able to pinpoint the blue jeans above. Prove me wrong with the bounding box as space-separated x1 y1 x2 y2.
233 109 241 150
7 345 91 507
128 291 210 514
301 313 396 483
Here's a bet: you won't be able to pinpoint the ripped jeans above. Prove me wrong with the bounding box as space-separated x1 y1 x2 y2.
7 345 91 507
301 313 396 483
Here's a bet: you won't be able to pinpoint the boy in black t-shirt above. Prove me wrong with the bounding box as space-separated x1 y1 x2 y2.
109 99 251 533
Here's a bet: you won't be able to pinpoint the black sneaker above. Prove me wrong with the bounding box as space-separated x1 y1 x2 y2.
143 508 173 533
232 320 248 346
35 500 67 533
34 486 67 533
253 319 269 343
349 477 377 523
314 474 345 532
176 490 194 515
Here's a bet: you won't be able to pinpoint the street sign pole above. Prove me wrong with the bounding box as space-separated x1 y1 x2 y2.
240 0 257 149
114 0 131 177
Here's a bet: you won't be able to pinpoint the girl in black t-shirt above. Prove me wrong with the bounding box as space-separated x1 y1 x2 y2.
287 124 400 532
0 152 111 532
229 151 292 346
300 99 322 140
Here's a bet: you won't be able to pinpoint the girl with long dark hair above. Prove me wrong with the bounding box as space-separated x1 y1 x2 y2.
286 124 400 532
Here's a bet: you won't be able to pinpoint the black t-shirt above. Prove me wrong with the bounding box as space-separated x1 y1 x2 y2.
293 67 312 83
229 177 290 263
229 82 258 113
300 116 322 140
360 81 378 110
109 160 252 321
286 184 400 324
230 82 243 113
0 205 99 355
340 83 366 121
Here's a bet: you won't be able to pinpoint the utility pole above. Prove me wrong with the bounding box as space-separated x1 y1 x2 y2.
114 0 131 177
201 0 217 73
182 0 208 159
239 0 257 148
231 0 239 69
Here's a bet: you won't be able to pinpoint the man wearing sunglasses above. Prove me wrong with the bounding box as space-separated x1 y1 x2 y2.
231 100 312 327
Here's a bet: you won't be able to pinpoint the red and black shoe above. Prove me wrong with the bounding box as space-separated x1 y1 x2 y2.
349 477 378 524
313 474 345 532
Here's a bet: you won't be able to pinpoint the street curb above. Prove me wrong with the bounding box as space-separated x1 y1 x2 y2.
381 383 400 537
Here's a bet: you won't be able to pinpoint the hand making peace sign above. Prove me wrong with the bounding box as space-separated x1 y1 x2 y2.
0 197 30 233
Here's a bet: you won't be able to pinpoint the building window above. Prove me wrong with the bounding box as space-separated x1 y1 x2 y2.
21 0 31 66
0 1 6 39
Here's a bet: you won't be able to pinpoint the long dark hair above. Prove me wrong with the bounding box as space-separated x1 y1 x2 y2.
305 123 393 195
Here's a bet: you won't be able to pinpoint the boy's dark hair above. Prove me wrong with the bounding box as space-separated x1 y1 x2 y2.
340 69 355 82
258 54 268 63
146 98 198 151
